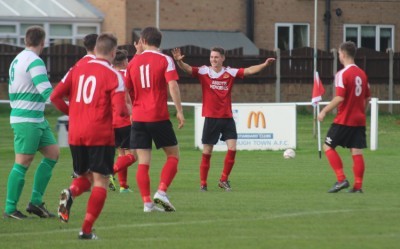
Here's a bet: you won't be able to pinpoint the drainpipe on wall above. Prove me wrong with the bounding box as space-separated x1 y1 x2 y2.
324 0 331 51
246 0 254 42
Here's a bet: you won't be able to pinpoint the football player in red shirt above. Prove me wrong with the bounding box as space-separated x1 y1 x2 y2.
68 33 98 179
318 41 371 193
125 27 184 212
172 47 275 191
76 33 97 67
51 33 129 239
110 49 137 193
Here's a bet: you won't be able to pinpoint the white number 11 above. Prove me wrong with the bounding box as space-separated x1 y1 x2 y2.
140 64 150 88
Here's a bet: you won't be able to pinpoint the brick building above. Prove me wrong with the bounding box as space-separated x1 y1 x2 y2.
88 0 400 52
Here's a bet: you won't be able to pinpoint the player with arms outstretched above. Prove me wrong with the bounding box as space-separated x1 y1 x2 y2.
172 47 274 191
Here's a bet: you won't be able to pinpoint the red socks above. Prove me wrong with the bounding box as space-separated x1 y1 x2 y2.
325 149 346 182
117 169 128 189
70 177 91 197
352 154 365 189
82 187 107 234
136 164 151 203
220 150 236 182
113 154 136 173
200 153 211 186
158 156 178 192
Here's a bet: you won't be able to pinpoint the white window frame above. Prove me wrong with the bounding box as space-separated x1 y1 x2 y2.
0 21 100 46
343 24 395 51
275 23 310 50
0 21 19 45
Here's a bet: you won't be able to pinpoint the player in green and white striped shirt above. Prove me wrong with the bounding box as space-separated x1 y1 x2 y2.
4 26 59 220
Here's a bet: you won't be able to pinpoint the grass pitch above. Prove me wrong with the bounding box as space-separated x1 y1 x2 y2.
0 105 399 249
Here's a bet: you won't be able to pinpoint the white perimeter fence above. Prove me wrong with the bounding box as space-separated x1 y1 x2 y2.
1 98 399 151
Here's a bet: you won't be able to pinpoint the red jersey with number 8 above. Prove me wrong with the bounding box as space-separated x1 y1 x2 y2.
125 50 179 122
334 64 370 126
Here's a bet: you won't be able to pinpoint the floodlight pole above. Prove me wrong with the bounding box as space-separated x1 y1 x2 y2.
156 0 160 29
314 0 322 159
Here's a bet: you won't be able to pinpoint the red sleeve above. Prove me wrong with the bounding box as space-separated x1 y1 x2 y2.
125 58 136 101
112 91 129 118
192 66 199 78
236 68 245 79
50 72 72 115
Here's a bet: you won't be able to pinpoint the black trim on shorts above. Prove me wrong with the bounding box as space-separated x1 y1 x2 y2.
201 117 237 145
324 123 367 149
114 125 131 149
130 120 178 149
69 145 115 175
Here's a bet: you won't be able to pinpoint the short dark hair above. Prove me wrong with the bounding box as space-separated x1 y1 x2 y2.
140 27 162 47
95 33 118 55
339 41 357 58
210 47 225 56
113 49 128 66
83 33 98 52
25 26 45 47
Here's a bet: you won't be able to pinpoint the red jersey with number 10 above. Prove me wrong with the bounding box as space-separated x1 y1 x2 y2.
125 50 179 122
334 64 370 126
192 66 244 118
52 58 127 146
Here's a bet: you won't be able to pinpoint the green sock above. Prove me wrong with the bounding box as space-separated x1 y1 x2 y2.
5 163 28 214
31 158 57 206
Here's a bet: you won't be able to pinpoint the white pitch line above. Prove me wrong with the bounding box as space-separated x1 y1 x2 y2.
0 208 390 238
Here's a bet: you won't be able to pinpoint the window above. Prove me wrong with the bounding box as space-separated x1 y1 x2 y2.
275 23 309 50
0 23 18 45
344 25 394 52
0 22 100 46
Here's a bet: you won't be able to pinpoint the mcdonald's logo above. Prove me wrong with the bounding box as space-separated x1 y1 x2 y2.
247 111 266 129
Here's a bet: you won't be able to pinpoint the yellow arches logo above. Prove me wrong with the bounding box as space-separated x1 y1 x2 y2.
247 111 266 129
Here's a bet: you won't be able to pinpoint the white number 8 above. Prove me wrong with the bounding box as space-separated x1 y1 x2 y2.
355 76 362 96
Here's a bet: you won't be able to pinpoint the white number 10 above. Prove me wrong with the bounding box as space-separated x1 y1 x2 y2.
140 64 151 88
76 75 96 104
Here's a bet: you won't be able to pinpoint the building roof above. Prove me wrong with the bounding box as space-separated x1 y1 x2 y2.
135 30 259 55
0 0 103 22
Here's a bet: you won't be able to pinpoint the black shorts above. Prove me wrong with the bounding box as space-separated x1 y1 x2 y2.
130 120 178 149
114 125 131 149
202 117 237 145
70 145 115 176
324 123 367 149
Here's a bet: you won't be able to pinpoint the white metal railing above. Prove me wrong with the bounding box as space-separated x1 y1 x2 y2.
1 98 398 151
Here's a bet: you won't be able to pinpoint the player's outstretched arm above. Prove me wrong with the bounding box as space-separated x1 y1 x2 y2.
168 80 185 129
171 48 193 75
244 58 275 77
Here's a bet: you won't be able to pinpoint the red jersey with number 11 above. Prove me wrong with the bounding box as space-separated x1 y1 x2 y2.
125 50 179 122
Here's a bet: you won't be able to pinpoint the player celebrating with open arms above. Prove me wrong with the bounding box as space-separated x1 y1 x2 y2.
172 47 275 191
51 33 129 239
125 27 184 212
318 41 371 193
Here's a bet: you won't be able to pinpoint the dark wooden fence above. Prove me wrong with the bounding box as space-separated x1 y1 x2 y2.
1 44 399 85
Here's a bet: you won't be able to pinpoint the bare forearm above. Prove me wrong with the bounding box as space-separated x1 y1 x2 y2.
169 81 183 113
176 60 192 75
321 96 344 114
244 63 267 76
